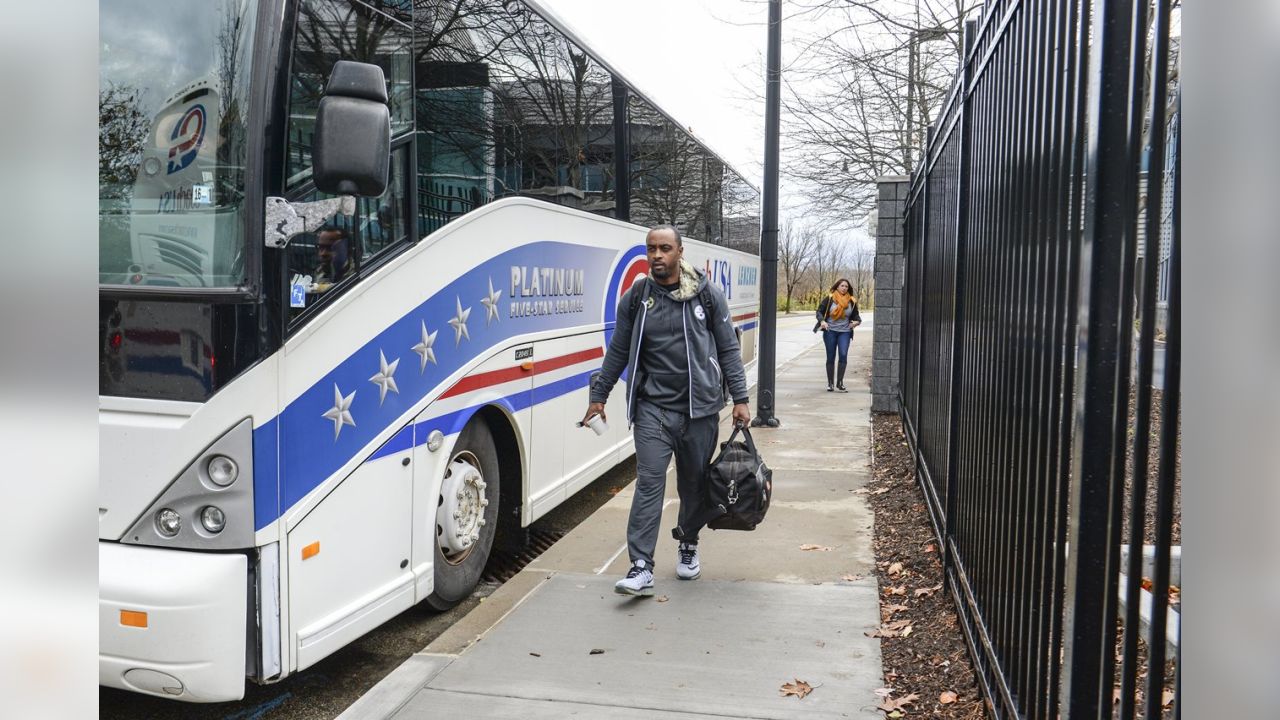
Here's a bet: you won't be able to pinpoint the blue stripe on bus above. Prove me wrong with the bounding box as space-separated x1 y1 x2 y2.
368 424 415 461
740 321 758 332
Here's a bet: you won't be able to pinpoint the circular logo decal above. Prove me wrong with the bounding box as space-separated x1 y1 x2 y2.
693 304 706 321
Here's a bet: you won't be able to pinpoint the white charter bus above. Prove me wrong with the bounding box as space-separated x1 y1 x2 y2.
99 0 761 702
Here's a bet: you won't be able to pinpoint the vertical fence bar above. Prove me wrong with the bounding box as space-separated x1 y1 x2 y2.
1120 0 1172 716
1048 0 1091 712
1143 92 1180 720
943 18 977 592
1061 0 1143 714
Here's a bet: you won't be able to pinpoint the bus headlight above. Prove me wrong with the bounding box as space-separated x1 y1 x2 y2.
155 508 182 537
200 506 226 534
206 455 239 487
125 418 255 550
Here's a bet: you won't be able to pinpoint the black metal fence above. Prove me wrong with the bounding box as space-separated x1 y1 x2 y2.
898 0 1180 718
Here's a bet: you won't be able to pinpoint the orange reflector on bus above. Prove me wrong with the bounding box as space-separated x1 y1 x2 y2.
521 361 534 371
120 610 148 628
302 542 320 560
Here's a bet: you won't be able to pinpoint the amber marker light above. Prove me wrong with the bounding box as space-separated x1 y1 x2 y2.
302 541 320 560
120 610 148 628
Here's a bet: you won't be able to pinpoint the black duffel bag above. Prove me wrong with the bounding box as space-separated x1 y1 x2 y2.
704 426 773 531
671 426 773 541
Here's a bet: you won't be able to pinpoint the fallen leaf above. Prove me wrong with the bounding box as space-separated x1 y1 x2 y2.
871 487 891 495
888 562 904 575
883 603 909 615
815 640 825 648
866 619 914 638
940 690 958 704
885 585 907 596
924 544 937 553
800 544 833 552
853 488 870 495
589 648 605 655
779 679 814 699
656 595 669 603
841 573 864 581
873 687 894 698
1162 689 1175 707
913 582 943 598
878 692 919 713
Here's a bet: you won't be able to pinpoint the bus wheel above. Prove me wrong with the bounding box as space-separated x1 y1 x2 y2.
426 420 500 611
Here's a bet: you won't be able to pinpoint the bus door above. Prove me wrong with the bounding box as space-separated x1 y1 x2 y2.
276 0 417 670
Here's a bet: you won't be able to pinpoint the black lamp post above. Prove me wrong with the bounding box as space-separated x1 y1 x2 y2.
753 0 782 428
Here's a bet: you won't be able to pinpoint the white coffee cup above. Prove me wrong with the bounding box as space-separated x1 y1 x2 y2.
584 413 608 436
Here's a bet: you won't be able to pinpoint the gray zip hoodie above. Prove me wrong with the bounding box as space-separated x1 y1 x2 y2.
590 259 750 424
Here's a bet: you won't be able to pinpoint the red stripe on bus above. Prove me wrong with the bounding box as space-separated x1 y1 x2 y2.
439 347 604 399
732 312 758 322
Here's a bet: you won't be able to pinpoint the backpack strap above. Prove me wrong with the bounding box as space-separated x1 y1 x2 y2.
629 276 651 316
698 285 717 332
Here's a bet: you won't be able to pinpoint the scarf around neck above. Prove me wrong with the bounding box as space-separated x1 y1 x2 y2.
827 290 854 320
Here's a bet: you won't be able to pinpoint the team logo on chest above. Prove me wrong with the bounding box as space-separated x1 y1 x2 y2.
644 296 656 311
693 304 706 321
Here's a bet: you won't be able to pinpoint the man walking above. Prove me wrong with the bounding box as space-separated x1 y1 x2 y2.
583 225 751 596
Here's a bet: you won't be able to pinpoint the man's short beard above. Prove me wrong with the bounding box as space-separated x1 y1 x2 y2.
650 262 671 280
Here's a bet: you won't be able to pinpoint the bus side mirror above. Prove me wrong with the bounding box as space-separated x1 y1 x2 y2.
313 60 390 197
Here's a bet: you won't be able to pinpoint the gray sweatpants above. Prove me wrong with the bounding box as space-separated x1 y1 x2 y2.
627 399 721 568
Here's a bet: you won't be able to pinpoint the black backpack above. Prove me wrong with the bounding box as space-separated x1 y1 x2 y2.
686 426 773 534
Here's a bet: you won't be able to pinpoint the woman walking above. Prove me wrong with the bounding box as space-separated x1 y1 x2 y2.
816 278 861 392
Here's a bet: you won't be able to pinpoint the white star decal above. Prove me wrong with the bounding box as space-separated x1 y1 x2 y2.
481 277 503 326
449 296 471 346
369 350 400 405
322 383 356 440
412 321 438 372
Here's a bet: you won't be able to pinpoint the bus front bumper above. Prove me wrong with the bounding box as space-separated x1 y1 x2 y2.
99 542 247 702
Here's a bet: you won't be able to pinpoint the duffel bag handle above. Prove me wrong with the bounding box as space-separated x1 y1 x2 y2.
721 425 761 460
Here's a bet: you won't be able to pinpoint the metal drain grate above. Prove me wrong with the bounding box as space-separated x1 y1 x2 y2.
479 528 566 585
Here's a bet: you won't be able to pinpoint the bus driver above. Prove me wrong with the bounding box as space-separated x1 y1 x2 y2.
313 225 354 290
583 224 752 597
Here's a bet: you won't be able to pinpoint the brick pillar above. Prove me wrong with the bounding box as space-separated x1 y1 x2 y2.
872 176 909 413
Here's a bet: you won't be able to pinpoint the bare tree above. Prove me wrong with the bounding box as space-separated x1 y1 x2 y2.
734 0 979 226
98 84 150 200
778 220 819 312
812 231 851 296
847 240 876 306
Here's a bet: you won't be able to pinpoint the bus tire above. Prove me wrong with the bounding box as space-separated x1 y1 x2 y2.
425 419 500 611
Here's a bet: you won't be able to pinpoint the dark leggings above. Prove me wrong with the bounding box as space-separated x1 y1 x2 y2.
823 329 852 365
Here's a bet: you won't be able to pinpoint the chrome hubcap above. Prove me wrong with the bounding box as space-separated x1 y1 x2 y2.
437 452 488 563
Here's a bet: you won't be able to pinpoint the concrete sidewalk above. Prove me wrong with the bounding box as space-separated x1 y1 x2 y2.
341 315 882 719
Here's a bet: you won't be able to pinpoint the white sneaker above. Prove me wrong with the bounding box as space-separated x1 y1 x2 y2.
614 561 655 596
675 542 701 580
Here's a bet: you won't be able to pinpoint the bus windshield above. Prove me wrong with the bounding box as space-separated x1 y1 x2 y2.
99 0 258 289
